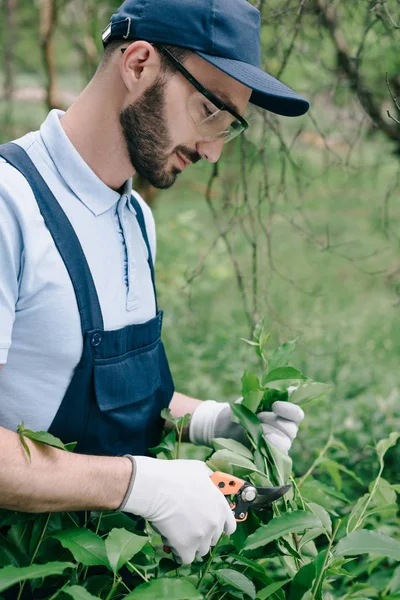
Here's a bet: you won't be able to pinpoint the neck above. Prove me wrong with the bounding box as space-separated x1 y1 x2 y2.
60 74 135 191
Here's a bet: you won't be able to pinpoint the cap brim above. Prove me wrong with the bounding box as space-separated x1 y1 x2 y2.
195 52 309 117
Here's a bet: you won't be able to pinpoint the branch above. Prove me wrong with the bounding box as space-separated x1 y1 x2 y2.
386 73 400 125
314 0 400 145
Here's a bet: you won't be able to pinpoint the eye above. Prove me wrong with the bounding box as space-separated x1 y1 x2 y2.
203 103 215 118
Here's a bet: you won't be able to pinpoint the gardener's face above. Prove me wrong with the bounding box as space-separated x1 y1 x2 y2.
119 43 251 189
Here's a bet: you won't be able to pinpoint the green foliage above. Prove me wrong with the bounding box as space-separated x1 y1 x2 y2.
1 332 399 599
0 561 74 592
1 2 400 596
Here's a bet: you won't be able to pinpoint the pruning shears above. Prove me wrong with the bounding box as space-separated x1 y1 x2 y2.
163 471 291 555
210 471 291 522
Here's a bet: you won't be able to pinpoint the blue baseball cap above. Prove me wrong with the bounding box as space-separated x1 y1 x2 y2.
102 0 309 117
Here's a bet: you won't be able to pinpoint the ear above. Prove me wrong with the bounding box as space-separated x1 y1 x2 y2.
119 41 161 94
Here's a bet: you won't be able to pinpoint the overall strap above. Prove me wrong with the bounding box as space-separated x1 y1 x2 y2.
130 194 159 314
0 143 104 333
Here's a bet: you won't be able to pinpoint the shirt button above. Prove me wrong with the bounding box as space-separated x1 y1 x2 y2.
91 332 102 347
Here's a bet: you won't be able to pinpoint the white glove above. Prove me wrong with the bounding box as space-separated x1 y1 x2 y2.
119 456 236 564
189 398 304 454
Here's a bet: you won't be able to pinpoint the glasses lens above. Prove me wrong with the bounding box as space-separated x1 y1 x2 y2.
188 93 245 144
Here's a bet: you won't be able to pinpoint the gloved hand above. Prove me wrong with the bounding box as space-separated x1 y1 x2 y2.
119 456 236 564
189 396 304 454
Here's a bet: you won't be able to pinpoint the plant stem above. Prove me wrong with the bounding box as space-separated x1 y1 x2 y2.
16 513 51 600
197 535 223 590
127 561 149 582
297 436 333 488
118 576 132 593
290 476 306 510
310 518 341 600
81 512 104 582
349 461 384 533
95 511 103 535
105 573 118 600
45 581 70 600
205 580 218 598
66 512 80 527
176 422 183 459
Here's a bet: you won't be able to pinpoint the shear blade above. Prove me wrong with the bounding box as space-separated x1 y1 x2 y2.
251 484 291 509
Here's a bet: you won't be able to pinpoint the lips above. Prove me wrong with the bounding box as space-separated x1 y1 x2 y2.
176 151 191 169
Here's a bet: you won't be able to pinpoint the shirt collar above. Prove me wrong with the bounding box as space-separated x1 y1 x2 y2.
39 109 133 216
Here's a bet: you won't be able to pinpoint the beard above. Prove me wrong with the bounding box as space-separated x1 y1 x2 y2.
119 76 201 189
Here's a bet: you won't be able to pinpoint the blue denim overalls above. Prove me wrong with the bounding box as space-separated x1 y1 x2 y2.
0 143 175 457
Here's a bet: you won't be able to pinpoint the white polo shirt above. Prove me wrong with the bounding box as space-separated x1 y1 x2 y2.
0 109 157 433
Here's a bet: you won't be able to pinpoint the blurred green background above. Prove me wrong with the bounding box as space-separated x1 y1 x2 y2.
1 0 399 486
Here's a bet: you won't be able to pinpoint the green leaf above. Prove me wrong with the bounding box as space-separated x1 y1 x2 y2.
369 477 397 506
176 443 213 461
257 579 290 599
240 338 259 347
279 537 302 560
312 549 329 600
0 537 27 567
244 511 322 551
346 493 372 533
259 330 271 350
65 586 100 600
253 318 265 343
105 528 148 574
299 478 351 513
376 432 400 462
212 438 253 460
252 319 271 360
17 423 31 461
265 440 292 485
160 409 191 429
290 560 316 600
267 339 297 371
207 449 257 477
149 429 176 458
64 442 78 452
228 555 266 575
320 458 363 490
288 383 331 406
123 577 204 599
51 529 110 569
231 403 263 446
216 569 256 599
306 503 332 535
241 370 261 396
262 367 307 388
242 390 264 414
17 424 70 452
390 564 400 593
364 504 398 520
334 530 400 561
0 562 74 592
260 389 288 412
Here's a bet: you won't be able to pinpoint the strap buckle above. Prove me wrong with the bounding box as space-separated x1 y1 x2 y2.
101 17 131 45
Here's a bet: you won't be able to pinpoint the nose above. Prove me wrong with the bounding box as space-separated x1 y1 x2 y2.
196 138 225 163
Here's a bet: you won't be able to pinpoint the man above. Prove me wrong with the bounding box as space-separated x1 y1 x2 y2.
0 0 308 564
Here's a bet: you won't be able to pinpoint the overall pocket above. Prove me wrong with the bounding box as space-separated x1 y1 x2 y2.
93 338 162 412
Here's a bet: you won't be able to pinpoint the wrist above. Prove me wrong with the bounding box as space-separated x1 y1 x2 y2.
188 400 230 446
103 455 133 511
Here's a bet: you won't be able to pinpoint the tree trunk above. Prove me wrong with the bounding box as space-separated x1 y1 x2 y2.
40 0 62 111
3 0 17 139
314 0 400 151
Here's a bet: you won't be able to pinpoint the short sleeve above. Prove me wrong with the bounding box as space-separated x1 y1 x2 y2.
0 164 23 364
131 190 157 264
